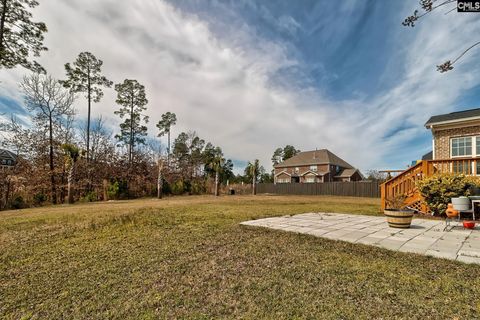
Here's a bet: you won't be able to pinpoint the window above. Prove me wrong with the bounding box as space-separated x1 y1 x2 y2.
451 137 472 157
305 177 315 183
294 167 299 173
310 165 317 172
476 136 480 155
336 166 340 173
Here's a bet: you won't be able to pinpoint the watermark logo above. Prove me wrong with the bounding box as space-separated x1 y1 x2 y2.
458 0 480 12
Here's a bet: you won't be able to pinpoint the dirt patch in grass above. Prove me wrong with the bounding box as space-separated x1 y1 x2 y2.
1 195 479 319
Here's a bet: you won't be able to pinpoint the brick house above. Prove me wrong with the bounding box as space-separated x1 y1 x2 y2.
382 107 480 211
0 148 16 169
273 149 363 184
425 108 480 164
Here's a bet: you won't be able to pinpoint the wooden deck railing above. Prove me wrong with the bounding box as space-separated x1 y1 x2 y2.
381 157 480 212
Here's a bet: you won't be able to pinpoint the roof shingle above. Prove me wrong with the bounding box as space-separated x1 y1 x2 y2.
274 149 354 169
425 107 480 127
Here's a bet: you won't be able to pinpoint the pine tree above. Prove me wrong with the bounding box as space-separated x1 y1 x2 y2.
114 79 149 165
0 0 47 72
156 112 177 163
61 52 112 162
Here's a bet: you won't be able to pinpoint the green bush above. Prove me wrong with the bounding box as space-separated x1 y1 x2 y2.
171 180 185 195
107 180 129 200
190 180 206 195
416 174 476 216
80 191 97 203
107 181 120 200
33 193 47 206
11 196 25 209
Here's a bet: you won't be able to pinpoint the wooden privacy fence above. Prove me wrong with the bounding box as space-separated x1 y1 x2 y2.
257 181 381 198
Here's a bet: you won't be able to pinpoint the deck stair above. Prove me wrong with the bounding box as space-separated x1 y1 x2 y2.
381 158 479 213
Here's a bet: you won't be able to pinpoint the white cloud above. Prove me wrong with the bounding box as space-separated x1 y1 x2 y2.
1 0 480 174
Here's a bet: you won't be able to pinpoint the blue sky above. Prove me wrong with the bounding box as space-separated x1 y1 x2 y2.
1 0 480 173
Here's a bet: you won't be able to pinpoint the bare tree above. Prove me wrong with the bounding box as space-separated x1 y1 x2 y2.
21 73 75 204
403 0 479 72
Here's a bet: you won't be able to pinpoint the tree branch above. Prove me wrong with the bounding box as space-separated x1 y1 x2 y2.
437 41 480 72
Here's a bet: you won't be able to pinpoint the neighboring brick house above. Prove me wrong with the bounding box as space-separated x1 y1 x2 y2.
0 149 17 169
273 149 363 184
425 108 480 163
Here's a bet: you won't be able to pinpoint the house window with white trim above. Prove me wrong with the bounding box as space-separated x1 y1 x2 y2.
451 137 472 157
310 165 317 172
476 136 480 155
305 176 315 183
294 167 299 173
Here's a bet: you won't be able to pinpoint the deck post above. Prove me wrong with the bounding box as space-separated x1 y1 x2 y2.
421 160 429 177
380 183 386 210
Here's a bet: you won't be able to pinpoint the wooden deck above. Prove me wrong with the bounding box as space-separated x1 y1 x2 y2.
380 157 480 212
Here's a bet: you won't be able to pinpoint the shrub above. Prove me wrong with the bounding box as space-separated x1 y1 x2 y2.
80 191 97 203
33 193 47 206
416 174 476 216
107 181 120 200
107 180 129 200
11 196 26 209
385 194 407 210
171 180 185 195
190 180 206 195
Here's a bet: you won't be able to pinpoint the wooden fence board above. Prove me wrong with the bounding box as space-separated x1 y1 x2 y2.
256 181 381 198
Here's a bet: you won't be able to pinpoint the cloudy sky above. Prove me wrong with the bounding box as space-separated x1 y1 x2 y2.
1 0 480 173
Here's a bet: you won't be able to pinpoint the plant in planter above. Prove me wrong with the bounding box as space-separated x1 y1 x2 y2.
416 174 475 216
384 194 415 228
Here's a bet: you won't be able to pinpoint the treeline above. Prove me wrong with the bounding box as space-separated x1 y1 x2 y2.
0 0 272 209
0 50 256 208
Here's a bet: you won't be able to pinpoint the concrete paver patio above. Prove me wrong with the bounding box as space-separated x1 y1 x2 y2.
241 212 480 264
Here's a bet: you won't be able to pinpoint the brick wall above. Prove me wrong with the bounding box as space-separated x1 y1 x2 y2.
434 125 480 159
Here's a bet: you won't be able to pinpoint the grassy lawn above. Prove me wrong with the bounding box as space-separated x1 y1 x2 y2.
1 195 479 319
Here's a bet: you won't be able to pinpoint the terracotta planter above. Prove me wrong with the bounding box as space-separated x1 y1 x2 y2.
463 221 476 229
446 203 459 218
384 209 414 228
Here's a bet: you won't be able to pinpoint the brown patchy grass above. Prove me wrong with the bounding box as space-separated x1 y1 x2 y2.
0 195 479 319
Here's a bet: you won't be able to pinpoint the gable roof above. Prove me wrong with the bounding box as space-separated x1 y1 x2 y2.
422 151 433 160
0 148 17 166
274 149 354 169
301 170 329 176
425 107 480 128
334 168 361 178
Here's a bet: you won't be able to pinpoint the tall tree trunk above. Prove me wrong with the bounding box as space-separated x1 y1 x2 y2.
167 130 170 165
0 0 8 58
252 169 256 195
129 98 134 165
67 163 74 204
157 158 163 199
215 171 219 196
86 69 91 162
49 115 57 204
